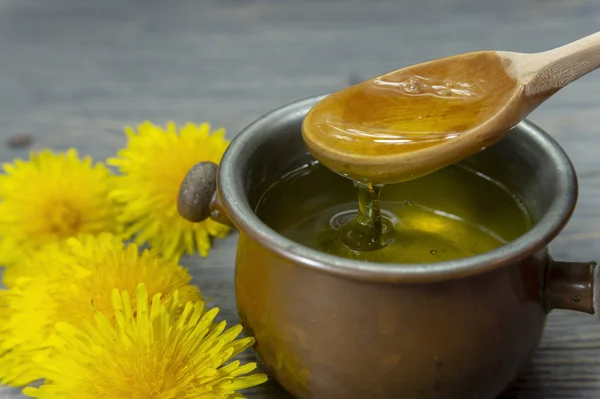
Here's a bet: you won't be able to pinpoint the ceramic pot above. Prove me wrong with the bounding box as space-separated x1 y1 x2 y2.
177 94 599 399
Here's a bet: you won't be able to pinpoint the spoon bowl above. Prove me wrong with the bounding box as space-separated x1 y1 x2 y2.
302 31 600 184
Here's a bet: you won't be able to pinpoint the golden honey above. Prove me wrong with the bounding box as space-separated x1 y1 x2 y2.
303 53 518 158
255 162 531 263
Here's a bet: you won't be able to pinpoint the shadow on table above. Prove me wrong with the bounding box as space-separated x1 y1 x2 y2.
246 379 294 399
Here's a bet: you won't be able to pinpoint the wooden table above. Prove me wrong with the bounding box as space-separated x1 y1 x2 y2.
1 0 599 397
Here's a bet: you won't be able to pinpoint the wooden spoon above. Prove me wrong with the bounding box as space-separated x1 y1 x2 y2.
302 31 600 185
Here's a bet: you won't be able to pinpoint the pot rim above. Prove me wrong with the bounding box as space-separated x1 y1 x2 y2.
218 94 578 284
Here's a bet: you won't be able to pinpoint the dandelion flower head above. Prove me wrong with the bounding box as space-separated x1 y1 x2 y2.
0 149 120 266
108 121 231 261
24 284 267 399
0 233 200 387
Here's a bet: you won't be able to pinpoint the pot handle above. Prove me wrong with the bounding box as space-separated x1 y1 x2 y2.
544 258 599 316
177 161 233 227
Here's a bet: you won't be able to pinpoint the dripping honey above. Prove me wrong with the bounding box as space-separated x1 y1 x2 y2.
298 53 523 258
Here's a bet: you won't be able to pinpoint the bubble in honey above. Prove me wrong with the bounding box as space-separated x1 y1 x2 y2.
403 76 422 94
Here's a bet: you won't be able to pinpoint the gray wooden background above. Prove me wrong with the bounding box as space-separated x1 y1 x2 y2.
0 0 599 397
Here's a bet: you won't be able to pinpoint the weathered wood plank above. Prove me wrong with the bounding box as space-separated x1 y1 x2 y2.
1 0 599 397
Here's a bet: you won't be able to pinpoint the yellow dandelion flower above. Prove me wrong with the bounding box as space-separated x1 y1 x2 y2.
0 149 120 266
0 233 200 387
108 121 231 261
24 283 268 399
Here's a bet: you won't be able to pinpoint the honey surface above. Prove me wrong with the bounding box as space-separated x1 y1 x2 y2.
256 161 531 264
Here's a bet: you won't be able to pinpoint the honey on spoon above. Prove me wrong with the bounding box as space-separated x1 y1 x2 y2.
302 31 600 252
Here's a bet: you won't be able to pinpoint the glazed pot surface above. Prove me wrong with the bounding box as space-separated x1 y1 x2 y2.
237 235 547 399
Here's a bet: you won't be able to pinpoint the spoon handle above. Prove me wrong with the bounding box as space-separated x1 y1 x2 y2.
518 31 600 96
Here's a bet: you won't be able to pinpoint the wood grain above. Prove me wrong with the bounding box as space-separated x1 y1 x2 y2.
1 0 600 397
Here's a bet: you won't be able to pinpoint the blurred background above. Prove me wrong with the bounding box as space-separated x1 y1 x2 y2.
0 0 599 398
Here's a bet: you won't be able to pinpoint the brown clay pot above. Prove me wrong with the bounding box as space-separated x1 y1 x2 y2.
177 95 598 399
